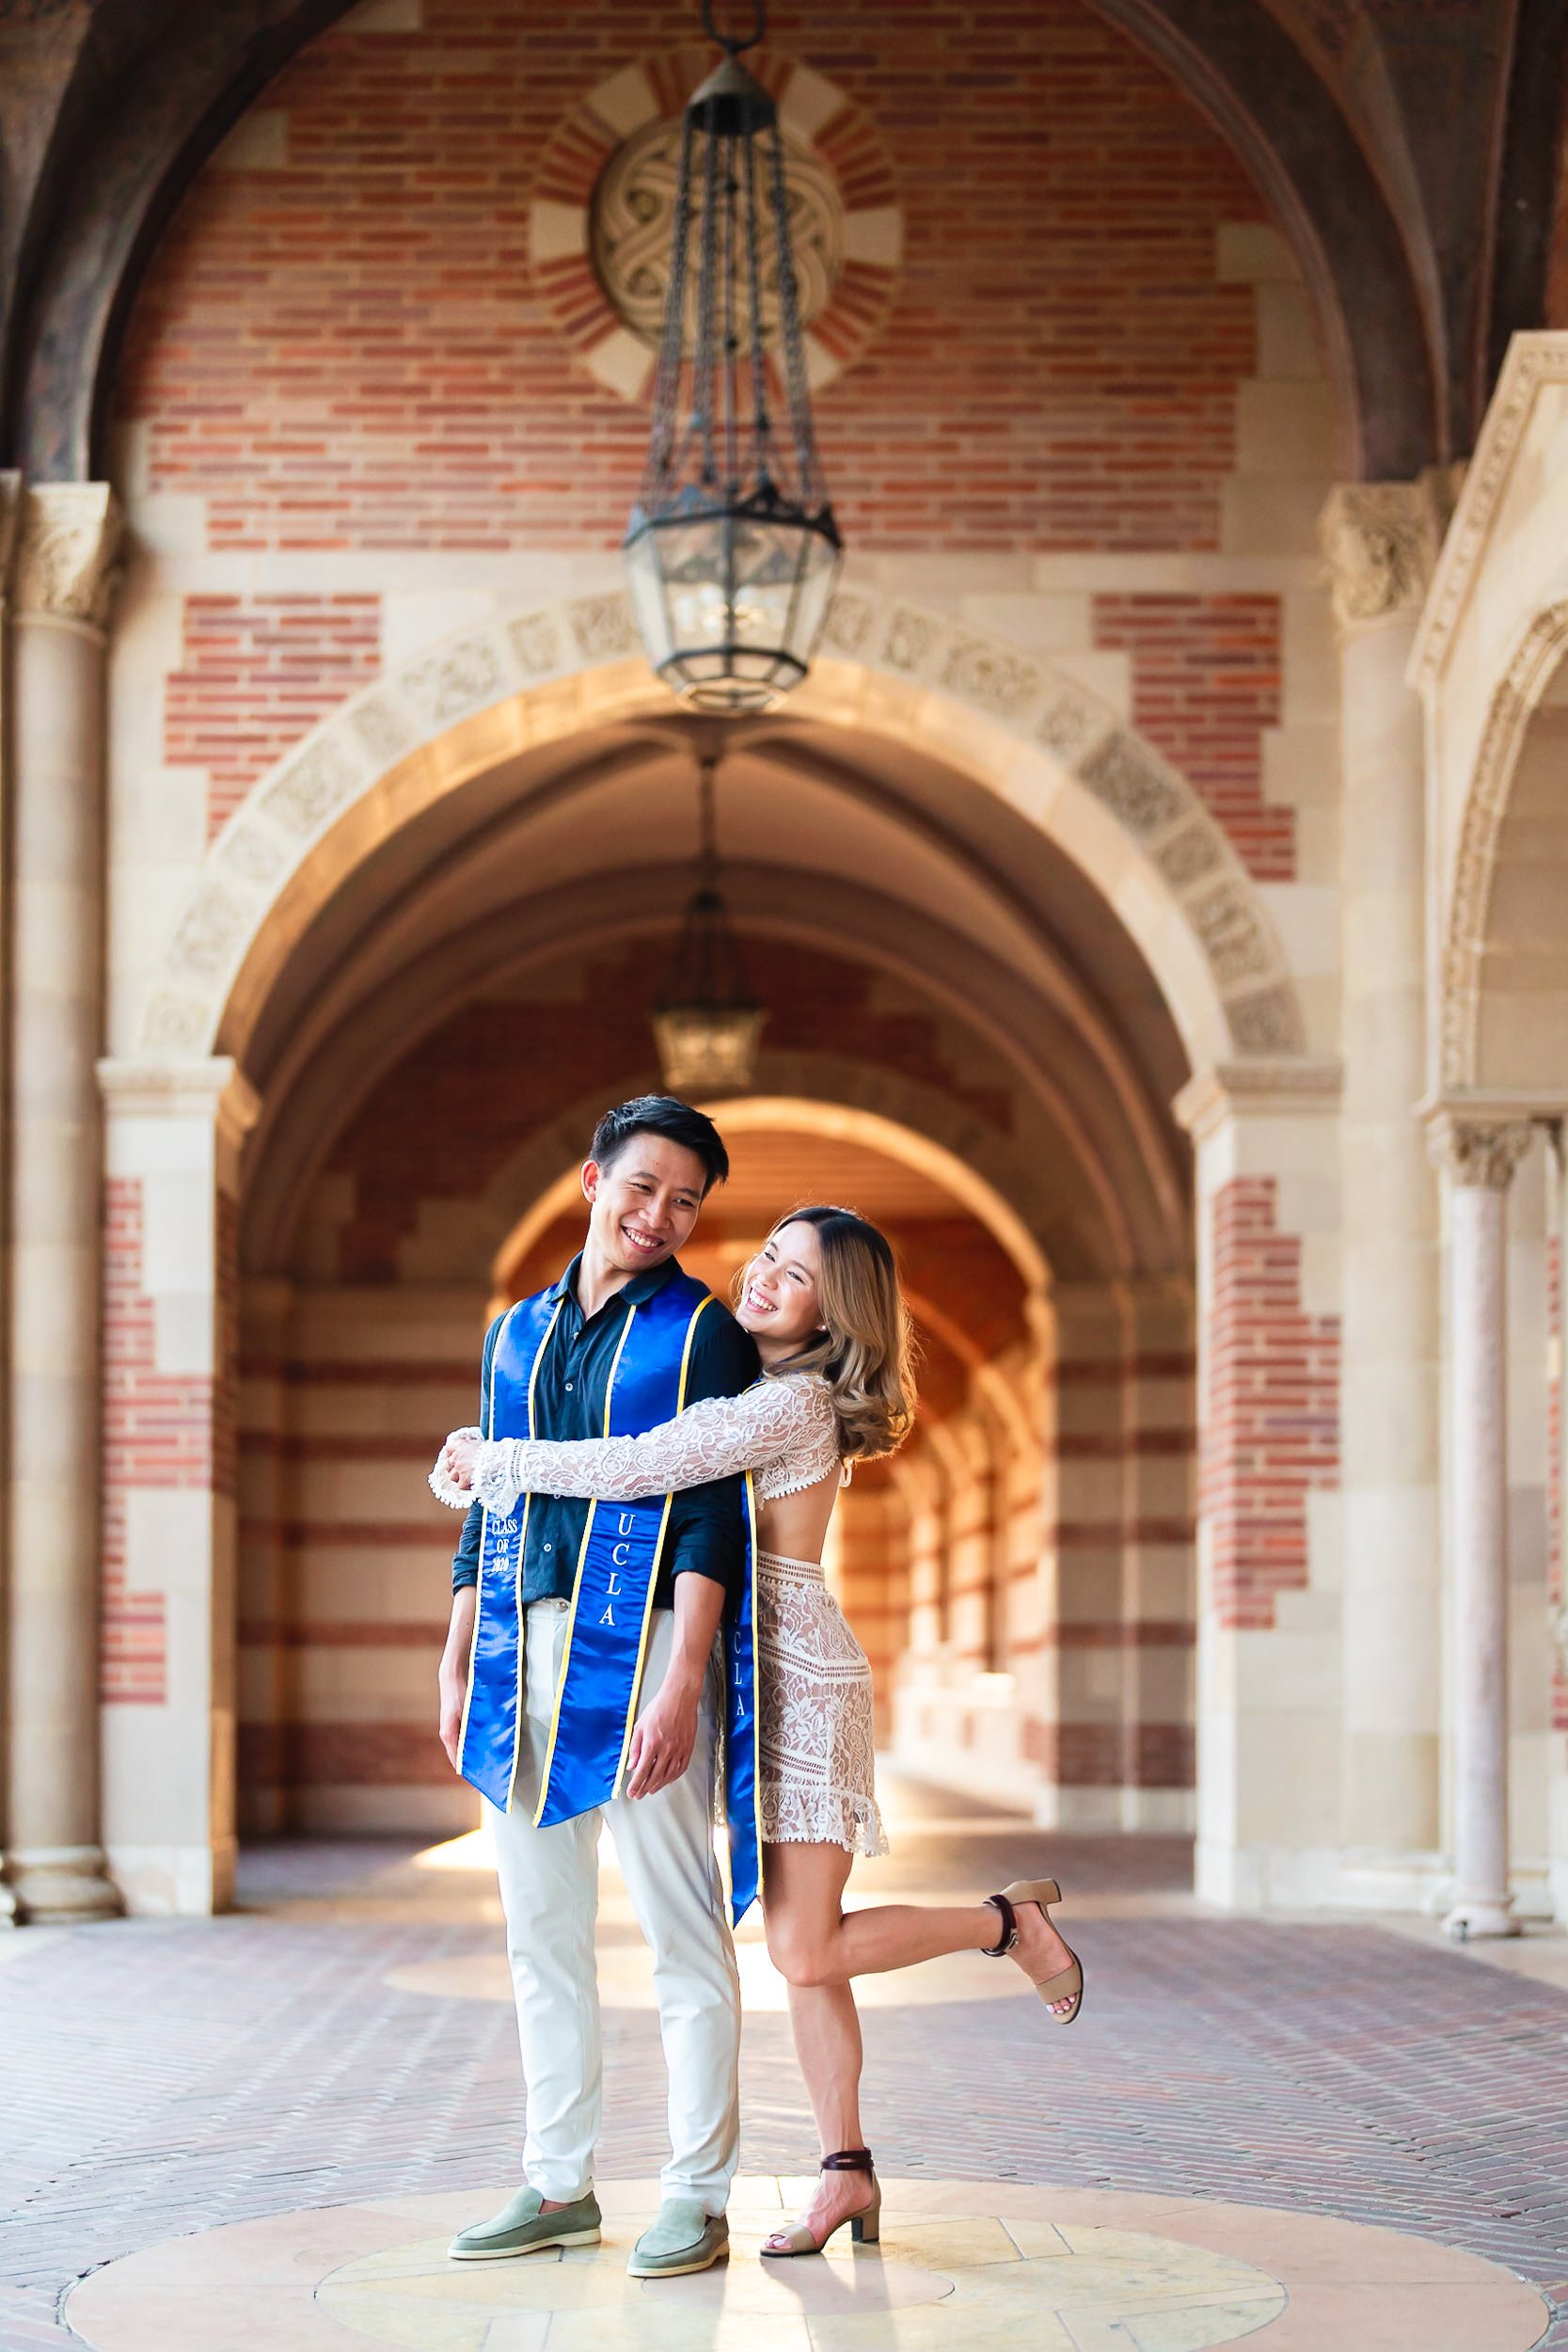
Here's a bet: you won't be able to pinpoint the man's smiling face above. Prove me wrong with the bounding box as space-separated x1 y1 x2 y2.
581 1134 708 1279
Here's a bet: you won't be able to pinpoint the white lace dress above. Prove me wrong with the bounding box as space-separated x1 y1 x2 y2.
431 1374 888 1857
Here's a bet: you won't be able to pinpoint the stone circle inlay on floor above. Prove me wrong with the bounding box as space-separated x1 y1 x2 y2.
62 2177 1550 2352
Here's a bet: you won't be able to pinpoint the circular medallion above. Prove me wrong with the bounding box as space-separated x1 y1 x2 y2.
531 46 902 403
591 114 845 353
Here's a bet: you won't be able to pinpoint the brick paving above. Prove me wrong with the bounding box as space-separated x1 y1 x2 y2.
4 1789 1567 2350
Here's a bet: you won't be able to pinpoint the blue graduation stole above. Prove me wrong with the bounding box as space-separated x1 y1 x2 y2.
456 1270 762 1924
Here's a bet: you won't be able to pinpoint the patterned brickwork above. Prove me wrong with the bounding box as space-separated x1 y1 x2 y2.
1092 594 1293 882
1201 1178 1340 1632
1022 1716 1195 1787
162 595 380 841
236 1324 478 1831
103 1182 190 1704
116 0 1263 557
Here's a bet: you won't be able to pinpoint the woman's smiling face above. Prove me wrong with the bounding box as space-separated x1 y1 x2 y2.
737 1219 825 1355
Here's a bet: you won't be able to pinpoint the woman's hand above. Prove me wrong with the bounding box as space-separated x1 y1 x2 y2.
437 1431 483 1493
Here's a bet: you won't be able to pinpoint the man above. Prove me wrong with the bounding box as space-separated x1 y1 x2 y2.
436 1095 758 2280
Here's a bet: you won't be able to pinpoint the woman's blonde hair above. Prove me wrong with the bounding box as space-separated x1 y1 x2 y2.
739 1203 917 1462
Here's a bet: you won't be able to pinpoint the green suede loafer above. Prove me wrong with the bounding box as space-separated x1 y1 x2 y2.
447 2185 601 2262
626 2197 729 2279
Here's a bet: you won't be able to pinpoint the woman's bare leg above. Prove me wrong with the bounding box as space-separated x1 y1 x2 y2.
762 1844 875 2249
763 1839 1078 2013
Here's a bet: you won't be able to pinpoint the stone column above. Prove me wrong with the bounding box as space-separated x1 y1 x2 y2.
1319 481 1450 1899
1428 1114 1531 1937
0 474 23 1927
97 1058 259 1915
1175 1060 1343 1910
4 485 121 1922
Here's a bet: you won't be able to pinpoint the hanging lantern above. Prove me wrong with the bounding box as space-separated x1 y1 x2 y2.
652 754 767 1090
623 0 843 714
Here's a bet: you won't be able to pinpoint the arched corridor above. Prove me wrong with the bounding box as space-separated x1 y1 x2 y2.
211 702 1200 1851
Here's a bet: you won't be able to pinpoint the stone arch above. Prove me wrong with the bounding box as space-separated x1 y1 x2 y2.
139 587 1307 1075
1439 598 1568 1091
486 1087 1051 1302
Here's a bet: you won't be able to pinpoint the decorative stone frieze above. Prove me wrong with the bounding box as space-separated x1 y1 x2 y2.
509 610 563 677
1437 598 1568 1089
821 591 873 657
139 587 1309 1073
260 735 365 837
399 634 503 728
939 635 1040 723
1078 733 1185 837
567 594 637 661
12 481 122 628
1425 1113 1533 1190
1411 335 1562 690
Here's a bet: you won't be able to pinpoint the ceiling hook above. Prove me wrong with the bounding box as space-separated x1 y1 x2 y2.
700 0 766 57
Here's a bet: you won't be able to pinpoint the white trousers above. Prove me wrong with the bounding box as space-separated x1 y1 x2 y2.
489 1598 741 2210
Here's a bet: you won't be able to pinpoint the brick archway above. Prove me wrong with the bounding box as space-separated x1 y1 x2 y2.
487 1089 1051 1302
138 587 1307 1083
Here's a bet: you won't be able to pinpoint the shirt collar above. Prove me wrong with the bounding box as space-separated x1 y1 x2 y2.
552 1249 682 1311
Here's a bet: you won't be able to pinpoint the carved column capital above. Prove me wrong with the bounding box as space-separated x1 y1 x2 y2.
1319 474 1453 635
12 482 122 628
1425 1113 1532 1189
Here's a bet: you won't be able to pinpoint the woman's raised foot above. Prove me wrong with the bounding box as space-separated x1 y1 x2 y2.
982 1879 1085 2024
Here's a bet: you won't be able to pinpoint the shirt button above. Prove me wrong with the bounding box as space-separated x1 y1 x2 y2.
564 1381 574 1391
543 1542 553 1552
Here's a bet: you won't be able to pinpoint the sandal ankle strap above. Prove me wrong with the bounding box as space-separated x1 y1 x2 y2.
820 2147 875 2173
982 1891 1018 1956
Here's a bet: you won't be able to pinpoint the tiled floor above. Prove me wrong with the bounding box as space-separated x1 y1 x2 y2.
6 1773 1568 2350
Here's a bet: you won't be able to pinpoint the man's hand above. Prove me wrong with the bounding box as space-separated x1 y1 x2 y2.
438 1589 477 1772
624 1668 702 1799
438 1666 467 1770
624 1568 724 1799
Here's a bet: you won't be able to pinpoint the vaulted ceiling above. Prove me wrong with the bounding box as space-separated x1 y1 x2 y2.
1 0 1564 482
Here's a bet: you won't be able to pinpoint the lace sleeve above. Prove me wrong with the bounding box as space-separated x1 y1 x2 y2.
435 1377 836 1516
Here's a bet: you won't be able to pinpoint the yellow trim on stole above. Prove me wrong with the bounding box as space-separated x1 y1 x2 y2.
531 1296 641 1826
455 1296 564 1812
745 1465 763 1877
610 1292 714 1795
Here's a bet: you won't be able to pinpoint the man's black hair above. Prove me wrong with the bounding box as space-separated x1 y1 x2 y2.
588 1096 730 1196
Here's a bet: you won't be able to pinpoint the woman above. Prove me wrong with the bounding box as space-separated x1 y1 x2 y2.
432 1204 1083 2258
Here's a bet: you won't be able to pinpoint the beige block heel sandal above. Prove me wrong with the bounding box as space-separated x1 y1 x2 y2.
983 1877 1084 2023
759 2148 881 2258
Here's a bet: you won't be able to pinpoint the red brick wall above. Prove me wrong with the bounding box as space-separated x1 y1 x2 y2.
1201 1177 1339 1631
103 1182 203 1703
1093 595 1293 882
162 595 382 842
117 0 1264 558
1022 1716 1194 1788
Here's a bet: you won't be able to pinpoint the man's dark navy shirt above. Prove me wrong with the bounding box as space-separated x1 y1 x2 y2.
451 1250 759 1610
